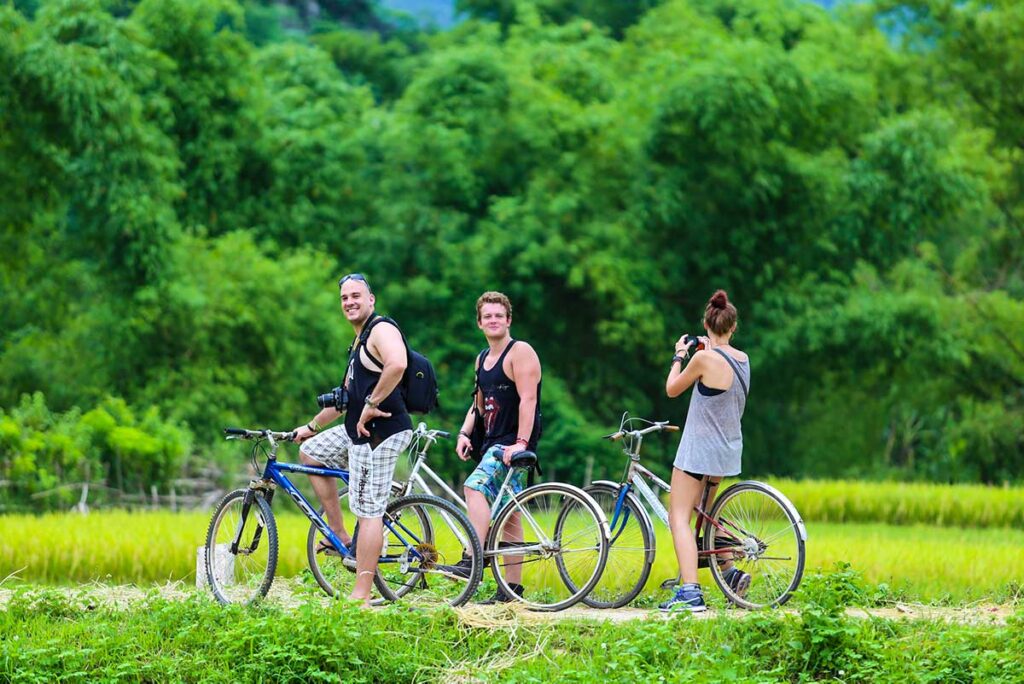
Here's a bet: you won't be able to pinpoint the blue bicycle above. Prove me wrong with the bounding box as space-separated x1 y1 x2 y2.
204 427 484 606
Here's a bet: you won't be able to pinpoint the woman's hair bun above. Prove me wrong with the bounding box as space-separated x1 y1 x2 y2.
709 289 729 310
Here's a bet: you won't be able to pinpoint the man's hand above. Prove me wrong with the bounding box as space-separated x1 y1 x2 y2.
456 434 473 461
292 424 315 443
501 442 524 466
357 404 391 438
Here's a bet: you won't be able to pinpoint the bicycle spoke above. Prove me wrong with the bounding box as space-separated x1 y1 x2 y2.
707 484 805 609
489 485 608 611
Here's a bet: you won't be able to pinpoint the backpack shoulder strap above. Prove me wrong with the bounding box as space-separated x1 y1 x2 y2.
356 315 406 369
713 348 748 398
472 347 488 397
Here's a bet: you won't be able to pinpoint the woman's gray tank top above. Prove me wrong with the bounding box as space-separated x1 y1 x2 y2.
673 349 750 477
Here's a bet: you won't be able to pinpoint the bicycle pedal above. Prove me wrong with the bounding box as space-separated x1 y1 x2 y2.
659 577 680 590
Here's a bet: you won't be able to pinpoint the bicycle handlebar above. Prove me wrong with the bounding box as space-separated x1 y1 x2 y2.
603 422 679 441
413 422 450 441
223 428 297 441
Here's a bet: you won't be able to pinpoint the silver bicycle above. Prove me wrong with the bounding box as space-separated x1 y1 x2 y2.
583 412 807 609
385 422 611 611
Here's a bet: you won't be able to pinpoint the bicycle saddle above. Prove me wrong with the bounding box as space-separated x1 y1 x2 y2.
509 450 537 469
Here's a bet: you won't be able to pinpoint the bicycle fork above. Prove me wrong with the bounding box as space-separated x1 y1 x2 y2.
230 483 274 555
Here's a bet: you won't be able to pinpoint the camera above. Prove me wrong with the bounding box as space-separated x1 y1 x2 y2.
316 386 348 411
683 335 705 352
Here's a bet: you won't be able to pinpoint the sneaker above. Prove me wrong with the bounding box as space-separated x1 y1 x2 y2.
723 567 751 598
436 554 474 580
658 583 707 613
480 583 525 605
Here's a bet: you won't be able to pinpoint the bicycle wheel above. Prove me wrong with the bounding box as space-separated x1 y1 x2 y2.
488 483 608 612
307 482 407 600
704 481 806 609
580 482 656 608
306 485 359 600
374 494 483 607
205 488 278 605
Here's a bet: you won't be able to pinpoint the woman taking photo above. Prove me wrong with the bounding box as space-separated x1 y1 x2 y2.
660 289 750 612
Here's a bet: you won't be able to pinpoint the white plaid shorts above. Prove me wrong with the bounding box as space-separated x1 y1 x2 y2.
300 426 412 518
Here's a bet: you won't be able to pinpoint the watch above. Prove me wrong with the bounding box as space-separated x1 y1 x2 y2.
365 397 379 409
671 355 685 366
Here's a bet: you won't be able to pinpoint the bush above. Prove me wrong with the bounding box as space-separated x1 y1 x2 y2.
0 393 190 512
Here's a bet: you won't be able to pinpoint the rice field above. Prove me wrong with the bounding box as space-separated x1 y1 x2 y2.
2 508 1021 604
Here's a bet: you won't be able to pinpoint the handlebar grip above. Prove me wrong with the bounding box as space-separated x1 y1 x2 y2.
603 432 623 441
224 428 248 436
435 430 450 439
665 425 680 432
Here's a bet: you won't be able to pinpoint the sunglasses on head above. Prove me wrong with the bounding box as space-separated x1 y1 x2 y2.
338 273 371 292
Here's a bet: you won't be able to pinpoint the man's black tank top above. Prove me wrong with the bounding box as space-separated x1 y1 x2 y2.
477 339 542 454
344 317 412 446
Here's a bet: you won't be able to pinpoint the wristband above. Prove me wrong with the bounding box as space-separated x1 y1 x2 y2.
364 397 379 409
307 421 321 433
515 437 529 446
671 355 685 366
458 430 471 439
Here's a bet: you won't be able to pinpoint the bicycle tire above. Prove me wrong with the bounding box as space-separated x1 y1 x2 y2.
205 488 278 605
704 481 806 609
487 483 609 612
580 482 656 609
306 485 360 599
374 493 483 607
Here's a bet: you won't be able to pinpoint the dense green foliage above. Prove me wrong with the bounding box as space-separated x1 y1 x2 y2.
2 0 1022 508
1 571 1022 682
0 394 188 510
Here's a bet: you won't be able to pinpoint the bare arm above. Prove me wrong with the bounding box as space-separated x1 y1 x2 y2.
503 343 541 464
356 322 408 438
292 406 343 443
456 359 484 461
666 350 707 398
365 323 408 403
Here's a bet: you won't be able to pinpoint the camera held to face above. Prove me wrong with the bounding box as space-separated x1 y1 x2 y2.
316 386 348 412
684 335 705 352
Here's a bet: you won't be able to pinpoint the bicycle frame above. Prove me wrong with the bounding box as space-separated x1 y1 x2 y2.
231 433 427 567
602 428 757 565
398 426 559 557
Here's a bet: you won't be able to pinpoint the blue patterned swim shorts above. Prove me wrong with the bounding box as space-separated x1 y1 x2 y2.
464 445 528 513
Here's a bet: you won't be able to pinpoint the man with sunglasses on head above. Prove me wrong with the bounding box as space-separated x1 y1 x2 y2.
291 273 413 607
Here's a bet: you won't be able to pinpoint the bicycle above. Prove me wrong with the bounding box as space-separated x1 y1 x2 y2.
384 422 611 612
203 427 483 607
582 413 807 610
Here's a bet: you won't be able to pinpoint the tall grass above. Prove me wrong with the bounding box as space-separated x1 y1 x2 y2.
644 523 1024 605
2 510 1022 603
763 479 1024 528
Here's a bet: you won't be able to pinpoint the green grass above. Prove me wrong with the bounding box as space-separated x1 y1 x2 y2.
644 522 1024 605
2 510 1022 604
2 579 1023 683
763 478 1024 528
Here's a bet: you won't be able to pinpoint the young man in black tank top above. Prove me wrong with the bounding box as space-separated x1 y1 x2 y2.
454 291 542 602
290 274 414 607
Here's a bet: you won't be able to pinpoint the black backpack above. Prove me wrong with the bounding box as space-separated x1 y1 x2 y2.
358 315 439 414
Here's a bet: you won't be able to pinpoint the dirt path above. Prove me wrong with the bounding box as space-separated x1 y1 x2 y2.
0 583 1015 626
